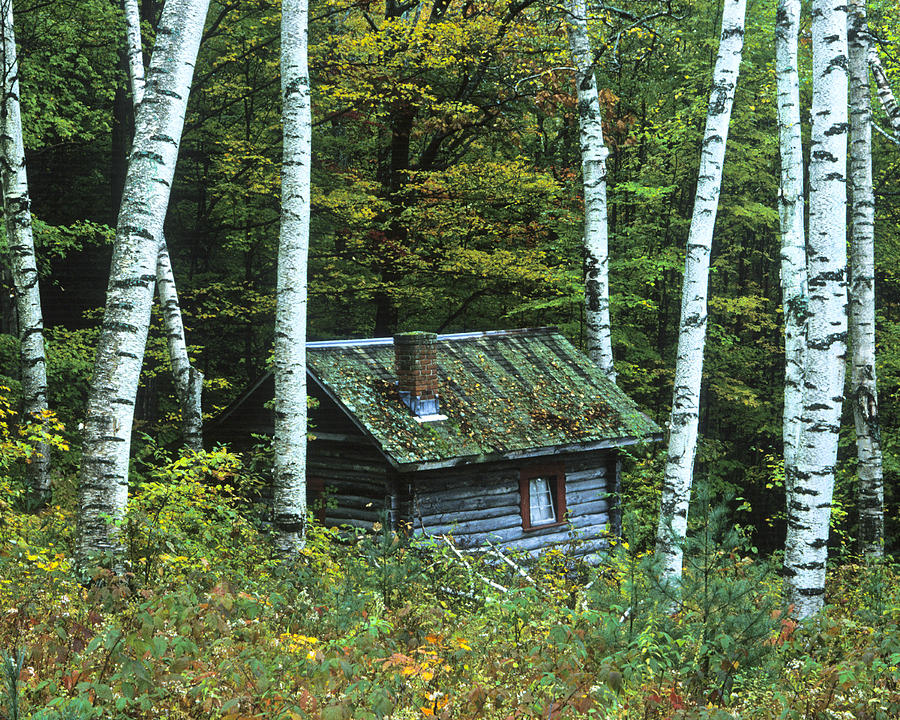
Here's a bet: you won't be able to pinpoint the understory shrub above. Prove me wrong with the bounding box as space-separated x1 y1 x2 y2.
1 423 898 719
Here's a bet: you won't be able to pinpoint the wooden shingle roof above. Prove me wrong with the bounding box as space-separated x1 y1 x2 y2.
307 328 661 470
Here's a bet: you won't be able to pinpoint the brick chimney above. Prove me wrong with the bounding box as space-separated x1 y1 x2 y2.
394 331 441 417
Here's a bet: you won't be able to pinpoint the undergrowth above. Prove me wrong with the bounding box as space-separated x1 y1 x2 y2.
1 444 898 719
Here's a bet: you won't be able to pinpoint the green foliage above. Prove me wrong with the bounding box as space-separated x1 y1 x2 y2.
125 440 266 587
346 517 425 611
0 385 70 501
31 220 114 277
16 0 120 147
2 466 899 720
1 648 26 720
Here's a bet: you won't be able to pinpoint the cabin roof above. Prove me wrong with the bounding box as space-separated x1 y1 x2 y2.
307 328 660 469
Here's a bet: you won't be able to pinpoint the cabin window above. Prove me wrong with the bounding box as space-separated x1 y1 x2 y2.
529 477 556 524
519 463 566 531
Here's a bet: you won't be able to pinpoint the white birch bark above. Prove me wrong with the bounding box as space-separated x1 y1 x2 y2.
123 0 144 103
1 0 50 504
655 0 746 585
848 0 883 557
775 0 807 487
869 49 900 134
123 0 203 451
273 0 312 555
77 0 210 564
784 0 849 618
564 0 615 381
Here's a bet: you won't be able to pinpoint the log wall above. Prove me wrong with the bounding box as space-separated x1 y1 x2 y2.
308 437 393 529
307 385 395 528
407 449 616 557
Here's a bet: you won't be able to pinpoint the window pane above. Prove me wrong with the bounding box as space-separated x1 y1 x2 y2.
529 477 555 524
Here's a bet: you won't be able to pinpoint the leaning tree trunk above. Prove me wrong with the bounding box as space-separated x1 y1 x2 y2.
1 0 50 505
655 0 746 586
123 0 203 451
848 0 883 557
273 0 312 555
784 0 849 618
77 0 211 565
775 0 807 491
565 0 615 381
869 49 900 134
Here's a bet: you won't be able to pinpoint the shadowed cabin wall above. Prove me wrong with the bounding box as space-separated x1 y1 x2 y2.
307 381 394 528
405 449 617 556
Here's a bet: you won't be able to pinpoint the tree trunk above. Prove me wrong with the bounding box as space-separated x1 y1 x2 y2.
77 0 211 565
123 0 145 99
123 0 203 451
775 0 807 491
655 0 746 585
1 0 51 506
564 0 615 381
869 49 900 134
847 0 883 557
273 0 312 555
784 0 849 618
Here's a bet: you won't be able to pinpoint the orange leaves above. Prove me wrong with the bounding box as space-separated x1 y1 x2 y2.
419 692 449 716
376 633 475 717
766 608 798 647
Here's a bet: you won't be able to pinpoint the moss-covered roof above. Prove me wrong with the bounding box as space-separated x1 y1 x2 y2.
307 328 660 468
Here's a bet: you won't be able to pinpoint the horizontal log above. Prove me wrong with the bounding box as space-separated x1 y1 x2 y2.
415 512 524 538
308 459 388 474
428 510 609 546
325 507 382 523
307 471 389 489
565 510 611 530
565 475 608 493
496 529 609 554
314 478 389 495
417 504 522 529
322 492 390 510
414 470 517 494
324 516 374 531
414 481 518 503
415 489 520 514
566 498 610 515
564 467 608 484
509 536 611 557
566 484 610 502
566 502 609 521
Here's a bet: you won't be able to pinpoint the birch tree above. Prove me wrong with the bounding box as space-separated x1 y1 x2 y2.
273 0 312 555
655 0 746 585
775 0 806 490
77 0 211 563
123 0 204 451
847 0 883 557
564 0 615 381
783 0 849 618
1 0 50 504
869 48 900 135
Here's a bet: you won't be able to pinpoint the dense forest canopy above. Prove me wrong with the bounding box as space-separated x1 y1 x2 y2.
0 0 898 551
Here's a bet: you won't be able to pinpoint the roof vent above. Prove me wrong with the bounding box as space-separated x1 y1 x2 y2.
394 332 445 421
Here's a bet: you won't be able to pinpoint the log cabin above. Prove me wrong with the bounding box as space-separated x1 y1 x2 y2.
209 328 661 558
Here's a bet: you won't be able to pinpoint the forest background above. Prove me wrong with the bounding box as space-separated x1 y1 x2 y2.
2 0 900 716
2 0 898 552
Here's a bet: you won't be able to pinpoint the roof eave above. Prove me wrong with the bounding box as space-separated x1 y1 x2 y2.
307 369 403 470
394 433 664 472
